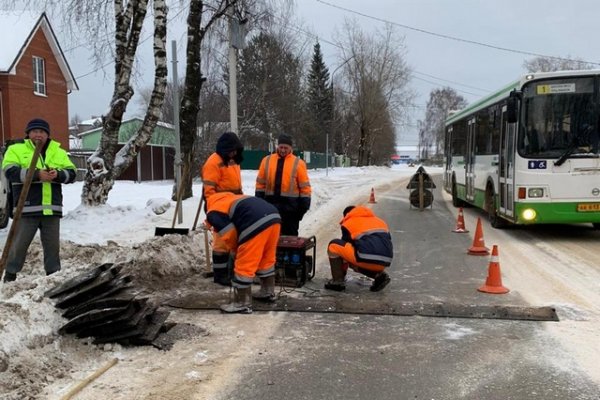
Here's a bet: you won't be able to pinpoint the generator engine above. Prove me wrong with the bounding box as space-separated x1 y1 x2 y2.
275 235 316 287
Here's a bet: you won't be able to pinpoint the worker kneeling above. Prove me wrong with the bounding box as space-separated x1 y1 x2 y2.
325 205 393 292
206 192 281 313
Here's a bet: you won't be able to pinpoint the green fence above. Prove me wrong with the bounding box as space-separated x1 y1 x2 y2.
240 150 345 170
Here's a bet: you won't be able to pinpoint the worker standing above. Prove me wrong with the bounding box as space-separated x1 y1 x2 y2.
255 134 311 236
324 205 393 292
201 131 244 286
205 192 281 313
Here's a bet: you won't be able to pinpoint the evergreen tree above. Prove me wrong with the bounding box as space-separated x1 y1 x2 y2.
306 41 333 152
237 32 304 150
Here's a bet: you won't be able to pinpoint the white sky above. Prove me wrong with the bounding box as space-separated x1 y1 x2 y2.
5 1 599 146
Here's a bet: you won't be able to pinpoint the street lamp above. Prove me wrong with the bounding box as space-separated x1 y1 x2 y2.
328 55 355 176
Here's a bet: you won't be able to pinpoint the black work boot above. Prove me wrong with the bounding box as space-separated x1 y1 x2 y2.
2 271 17 283
213 268 231 287
324 257 346 291
370 272 390 292
253 275 276 303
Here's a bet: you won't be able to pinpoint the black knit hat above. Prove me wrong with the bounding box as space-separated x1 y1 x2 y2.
25 118 50 135
277 134 293 146
343 205 355 216
216 132 242 154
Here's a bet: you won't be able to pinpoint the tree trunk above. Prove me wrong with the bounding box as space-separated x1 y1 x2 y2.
178 0 239 200
82 0 168 206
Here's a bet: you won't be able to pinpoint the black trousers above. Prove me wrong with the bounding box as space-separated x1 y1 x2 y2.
279 211 300 236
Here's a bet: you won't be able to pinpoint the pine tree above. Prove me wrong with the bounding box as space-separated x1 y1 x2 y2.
306 41 333 152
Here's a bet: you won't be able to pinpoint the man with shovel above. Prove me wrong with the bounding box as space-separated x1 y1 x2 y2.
1 119 76 283
201 132 244 286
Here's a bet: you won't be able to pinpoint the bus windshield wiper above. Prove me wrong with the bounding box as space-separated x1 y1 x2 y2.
554 145 576 166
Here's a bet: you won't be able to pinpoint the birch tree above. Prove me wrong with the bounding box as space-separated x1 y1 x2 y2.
80 0 168 205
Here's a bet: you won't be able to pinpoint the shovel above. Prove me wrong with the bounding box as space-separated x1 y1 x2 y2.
154 181 189 236
0 140 43 277
190 192 213 277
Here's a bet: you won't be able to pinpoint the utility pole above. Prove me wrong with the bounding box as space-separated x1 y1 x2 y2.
171 40 182 223
228 17 247 134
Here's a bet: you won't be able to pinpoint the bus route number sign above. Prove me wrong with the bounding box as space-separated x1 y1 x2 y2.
528 160 547 169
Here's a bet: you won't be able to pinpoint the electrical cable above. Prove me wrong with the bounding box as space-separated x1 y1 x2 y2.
315 0 600 66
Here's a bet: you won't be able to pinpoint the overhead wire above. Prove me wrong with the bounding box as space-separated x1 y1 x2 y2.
315 0 600 66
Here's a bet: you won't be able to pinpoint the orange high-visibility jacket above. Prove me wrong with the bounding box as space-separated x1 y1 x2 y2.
206 193 281 251
201 153 242 200
255 153 311 211
340 206 393 266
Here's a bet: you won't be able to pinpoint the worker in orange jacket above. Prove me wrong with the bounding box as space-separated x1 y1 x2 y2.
201 132 244 286
255 134 311 236
205 192 281 313
325 205 393 292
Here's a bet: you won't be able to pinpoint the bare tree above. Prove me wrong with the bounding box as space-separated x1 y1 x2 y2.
420 87 467 158
334 21 413 166
80 0 168 205
523 55 595 73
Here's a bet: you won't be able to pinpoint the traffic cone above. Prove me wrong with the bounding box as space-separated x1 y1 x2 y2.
452 207 469 233
467 217 489 255
368 188 377 204
478 245 509 294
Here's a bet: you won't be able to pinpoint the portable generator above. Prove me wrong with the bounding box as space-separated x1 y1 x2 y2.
275 235 316 287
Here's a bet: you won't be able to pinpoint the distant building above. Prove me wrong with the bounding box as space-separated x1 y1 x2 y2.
0 12 78 148
73 118 176 182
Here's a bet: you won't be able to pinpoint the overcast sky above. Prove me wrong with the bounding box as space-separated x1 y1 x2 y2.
61 0 600 145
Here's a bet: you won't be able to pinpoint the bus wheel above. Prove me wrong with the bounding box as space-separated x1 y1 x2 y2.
592 223 600 230
0 207 8 229
451 180 463 208
486 186 506 229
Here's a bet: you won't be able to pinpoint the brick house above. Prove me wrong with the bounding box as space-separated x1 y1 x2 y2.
0 12 78 149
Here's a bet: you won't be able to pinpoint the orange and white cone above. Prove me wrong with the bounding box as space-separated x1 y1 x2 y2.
467 217 489 255
368 188 377 204
478 245 509 294
452 207 469 233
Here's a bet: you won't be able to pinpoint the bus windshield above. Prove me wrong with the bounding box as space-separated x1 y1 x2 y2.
519 77 599 160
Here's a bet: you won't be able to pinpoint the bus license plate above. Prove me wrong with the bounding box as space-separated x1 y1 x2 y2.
577 203 600 212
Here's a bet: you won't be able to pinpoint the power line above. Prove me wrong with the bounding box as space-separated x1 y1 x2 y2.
275 16 492 97
315 0 600 66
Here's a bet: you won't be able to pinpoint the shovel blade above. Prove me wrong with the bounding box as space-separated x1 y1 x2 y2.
154 227 190 236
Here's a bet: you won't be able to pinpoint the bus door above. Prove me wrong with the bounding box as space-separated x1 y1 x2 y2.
499 106 515 218
444 126 453 190
465 118 476 202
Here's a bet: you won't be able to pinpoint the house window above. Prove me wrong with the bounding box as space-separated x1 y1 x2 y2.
32 56 46 95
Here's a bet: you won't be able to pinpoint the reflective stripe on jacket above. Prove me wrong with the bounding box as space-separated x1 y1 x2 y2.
201 152 242 199
206 192 281 250
255 153 311 199
2 139 76 217
341 206 393 267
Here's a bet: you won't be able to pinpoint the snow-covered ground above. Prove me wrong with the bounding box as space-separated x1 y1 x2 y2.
0 164 423 399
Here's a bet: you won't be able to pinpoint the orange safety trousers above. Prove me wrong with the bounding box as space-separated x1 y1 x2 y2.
212 232 229 254
234 224 281 279
327 241 385 274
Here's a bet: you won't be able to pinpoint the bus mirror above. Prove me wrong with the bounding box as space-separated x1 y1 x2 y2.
506 93 519 123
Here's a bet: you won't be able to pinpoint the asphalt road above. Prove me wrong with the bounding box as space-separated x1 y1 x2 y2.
216 175 600 400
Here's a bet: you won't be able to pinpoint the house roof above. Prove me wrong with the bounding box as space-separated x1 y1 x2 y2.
0 11 78 91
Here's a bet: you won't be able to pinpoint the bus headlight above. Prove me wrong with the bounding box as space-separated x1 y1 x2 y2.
522 208 537 221
528 188 544 198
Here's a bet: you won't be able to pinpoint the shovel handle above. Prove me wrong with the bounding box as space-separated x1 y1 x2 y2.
171 180 186 229
0 140 43 276
192 192 204 231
